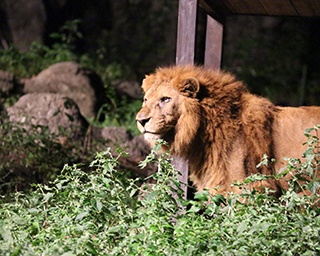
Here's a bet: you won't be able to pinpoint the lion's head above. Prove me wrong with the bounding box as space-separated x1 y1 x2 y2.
136 65 247 158
136 67 203 155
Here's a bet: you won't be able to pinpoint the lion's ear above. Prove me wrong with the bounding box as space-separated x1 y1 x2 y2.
178 77 200 98
141 75 153 92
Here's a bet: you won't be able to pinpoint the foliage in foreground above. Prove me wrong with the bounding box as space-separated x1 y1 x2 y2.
0 119 89 194
0 128 320 255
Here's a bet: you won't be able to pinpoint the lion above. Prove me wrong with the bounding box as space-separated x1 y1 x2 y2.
136 65 320 195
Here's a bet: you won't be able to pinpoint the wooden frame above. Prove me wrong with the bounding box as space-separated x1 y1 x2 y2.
175 0 320 199
176 0 224 69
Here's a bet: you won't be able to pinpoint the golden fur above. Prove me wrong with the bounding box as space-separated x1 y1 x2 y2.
136 65 320 195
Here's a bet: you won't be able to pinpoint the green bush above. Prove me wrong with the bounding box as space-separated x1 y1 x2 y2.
0 119 87 194
0 130 319 255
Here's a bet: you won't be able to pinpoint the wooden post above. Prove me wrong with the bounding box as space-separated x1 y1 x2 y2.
204 14 223 69
175 1 224 199
171 156 188 199
175 0 198 199
176 0 198 65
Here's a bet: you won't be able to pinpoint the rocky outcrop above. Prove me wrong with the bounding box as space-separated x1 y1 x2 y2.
92 126 131 145
0 0 112 52
6 93 87 139
89 126 153 178
23 61 105 119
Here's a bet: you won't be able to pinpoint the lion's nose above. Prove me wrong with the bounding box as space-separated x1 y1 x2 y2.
136 113 151 128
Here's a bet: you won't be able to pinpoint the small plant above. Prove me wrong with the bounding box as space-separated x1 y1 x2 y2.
278 124 320 208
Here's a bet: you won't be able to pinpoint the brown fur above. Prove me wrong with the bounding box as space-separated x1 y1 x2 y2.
136 65 320 195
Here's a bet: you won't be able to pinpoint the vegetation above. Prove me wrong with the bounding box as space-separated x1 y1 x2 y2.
0 127 319 255
0 20 139 195
0 118 87 194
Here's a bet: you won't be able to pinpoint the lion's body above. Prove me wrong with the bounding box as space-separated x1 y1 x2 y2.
136 65 320 195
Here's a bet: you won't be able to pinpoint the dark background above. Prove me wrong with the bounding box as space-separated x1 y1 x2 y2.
1 0 320 105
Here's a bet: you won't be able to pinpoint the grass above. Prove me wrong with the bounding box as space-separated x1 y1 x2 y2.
0 127 319 255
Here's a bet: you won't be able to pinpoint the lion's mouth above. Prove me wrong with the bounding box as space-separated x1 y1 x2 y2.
137 122 161 135
143 131 160 135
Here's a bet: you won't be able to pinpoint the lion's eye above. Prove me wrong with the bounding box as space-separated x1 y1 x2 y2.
159 97 171 108
160 97 171 103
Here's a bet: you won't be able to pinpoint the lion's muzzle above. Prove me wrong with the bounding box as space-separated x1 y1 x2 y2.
136 110 151 133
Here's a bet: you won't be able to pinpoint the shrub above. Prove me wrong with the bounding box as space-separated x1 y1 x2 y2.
0 133 319 255
0 119 87 194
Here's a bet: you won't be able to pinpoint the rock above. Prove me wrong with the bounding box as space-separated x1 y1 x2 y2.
112 80 143 99
91 126 150 162
23 61 105 119
90 126 154 178
6 93 87 139
124 135 151 162
0 0 112 52
122 135 154 178
91 126 132 146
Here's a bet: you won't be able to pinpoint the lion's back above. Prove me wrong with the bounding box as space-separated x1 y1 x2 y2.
273 106 320 169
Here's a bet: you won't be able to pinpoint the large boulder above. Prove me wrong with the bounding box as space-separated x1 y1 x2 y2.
122 134 154 178
23 62 105 119
6 93 87 139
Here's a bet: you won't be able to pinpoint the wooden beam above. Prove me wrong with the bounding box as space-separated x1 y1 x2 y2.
225 0 266 15
204 15 223 69
291 0 320 16
258 0 298 16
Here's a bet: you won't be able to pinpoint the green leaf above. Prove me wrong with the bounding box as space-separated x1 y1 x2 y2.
237 221 248 234
194 190 209 202
61 252 76 256
211 194 226 205
43 192 54 202
1 229 13 243
96 200 103 211
187 205 201 213
27 208 39 213
108 225 122 234
307 181 320 194
75 211 88 221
